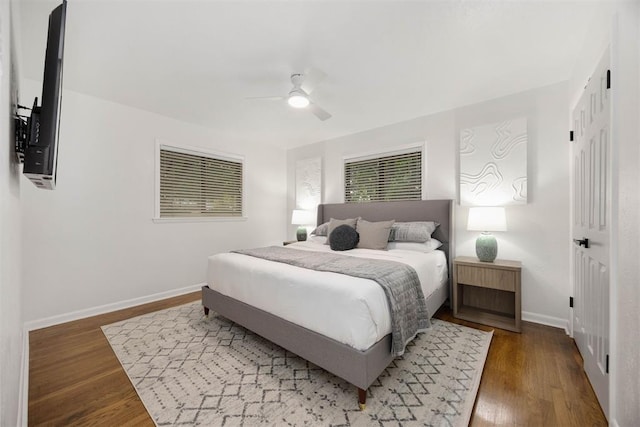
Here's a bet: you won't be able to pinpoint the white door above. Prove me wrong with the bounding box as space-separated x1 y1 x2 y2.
571 47 611 418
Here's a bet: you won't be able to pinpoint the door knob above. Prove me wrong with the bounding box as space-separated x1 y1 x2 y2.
573 238 590 248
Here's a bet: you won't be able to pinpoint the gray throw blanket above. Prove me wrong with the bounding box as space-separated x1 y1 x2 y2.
233 246 431 356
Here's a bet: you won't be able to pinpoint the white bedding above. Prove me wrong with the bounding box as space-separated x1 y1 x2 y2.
207 240 448 351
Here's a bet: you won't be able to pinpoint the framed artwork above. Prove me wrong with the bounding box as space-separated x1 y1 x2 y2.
460 118 527 206
295 157 322 210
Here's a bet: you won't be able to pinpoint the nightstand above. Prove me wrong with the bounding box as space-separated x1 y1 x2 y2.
452 256 522 332
283 240 298 246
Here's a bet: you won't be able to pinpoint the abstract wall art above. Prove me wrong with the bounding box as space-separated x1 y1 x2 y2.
459 118 528 206
295 157 322 210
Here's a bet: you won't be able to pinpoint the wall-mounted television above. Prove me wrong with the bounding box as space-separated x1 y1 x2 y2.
15 0 67 190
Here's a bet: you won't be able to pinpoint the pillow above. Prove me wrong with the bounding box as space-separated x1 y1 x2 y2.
388 221 439 242
356 219 395 250
387 239 443 253
327 217 358 237
311 222 329 236
307 235 327 244
329 224 360 251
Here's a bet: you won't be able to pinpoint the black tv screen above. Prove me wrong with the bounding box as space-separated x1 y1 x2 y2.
23 0 66 190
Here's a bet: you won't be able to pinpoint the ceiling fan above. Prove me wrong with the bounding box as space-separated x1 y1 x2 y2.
247 69 332 121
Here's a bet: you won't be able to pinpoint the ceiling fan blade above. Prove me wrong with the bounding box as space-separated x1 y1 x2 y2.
300 67 327 94
309 102 331 121
244 96 285 101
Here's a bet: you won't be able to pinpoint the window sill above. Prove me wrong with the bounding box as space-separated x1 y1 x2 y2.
152 216 248 224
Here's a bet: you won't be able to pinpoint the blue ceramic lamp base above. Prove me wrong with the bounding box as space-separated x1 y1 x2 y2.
476 232 498 262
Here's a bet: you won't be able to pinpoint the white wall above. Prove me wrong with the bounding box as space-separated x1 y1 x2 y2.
613 10 640 421
568 1 640 423
611 5 640 424
0 1 24 425
612 3 639 425
21 80 287 324
287 82 570 327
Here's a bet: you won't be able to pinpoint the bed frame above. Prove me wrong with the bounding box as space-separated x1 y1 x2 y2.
201 199 454 409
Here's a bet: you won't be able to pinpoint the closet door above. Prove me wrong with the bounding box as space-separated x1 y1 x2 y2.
571 47 611 419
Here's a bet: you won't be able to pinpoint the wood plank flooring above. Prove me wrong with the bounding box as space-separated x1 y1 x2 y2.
435 310 607 427
29 293 607 426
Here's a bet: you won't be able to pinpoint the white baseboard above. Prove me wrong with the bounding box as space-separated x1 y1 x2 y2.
17 327 29 427
23 283 204 332
522 311 569 332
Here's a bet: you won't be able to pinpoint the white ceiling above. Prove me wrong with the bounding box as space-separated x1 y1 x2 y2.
18 0 600 149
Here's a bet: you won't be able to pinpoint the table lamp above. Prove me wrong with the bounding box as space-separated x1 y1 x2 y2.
291 209 315 241
467 207 507 262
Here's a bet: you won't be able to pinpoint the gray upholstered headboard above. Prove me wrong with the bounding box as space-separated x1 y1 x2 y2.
317 199 454 272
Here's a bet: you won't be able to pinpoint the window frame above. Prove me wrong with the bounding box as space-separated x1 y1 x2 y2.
153 140 247 223
342 144 425 203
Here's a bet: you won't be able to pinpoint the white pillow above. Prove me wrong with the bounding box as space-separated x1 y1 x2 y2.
307 235 327 244
387 239 443 253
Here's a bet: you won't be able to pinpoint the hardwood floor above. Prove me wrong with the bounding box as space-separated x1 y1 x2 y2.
28 293 200 426
29 293 607 426
435 310 607 427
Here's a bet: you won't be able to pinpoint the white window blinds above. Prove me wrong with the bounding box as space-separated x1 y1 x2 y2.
344 150 422 203
159 147 243 218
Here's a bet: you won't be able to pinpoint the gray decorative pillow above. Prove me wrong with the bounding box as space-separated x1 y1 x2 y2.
327 217 358 237
311 222 329 236
356 219 395 250
388 221 439 242
329 224 360 251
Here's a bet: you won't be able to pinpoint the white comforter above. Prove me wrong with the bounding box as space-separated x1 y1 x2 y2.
207 240 448 351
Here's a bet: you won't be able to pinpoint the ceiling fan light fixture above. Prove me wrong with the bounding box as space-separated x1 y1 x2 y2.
287 93 310 108
247 70 330 119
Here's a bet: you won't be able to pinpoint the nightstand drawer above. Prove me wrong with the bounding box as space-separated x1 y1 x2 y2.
457 265 516 292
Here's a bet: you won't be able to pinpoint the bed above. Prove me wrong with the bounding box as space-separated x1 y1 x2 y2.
201 199 454 409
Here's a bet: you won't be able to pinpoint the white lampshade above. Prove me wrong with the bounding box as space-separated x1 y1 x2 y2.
291 209 315 225
467 207 507 232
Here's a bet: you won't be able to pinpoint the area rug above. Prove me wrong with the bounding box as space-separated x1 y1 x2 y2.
102 301 492 426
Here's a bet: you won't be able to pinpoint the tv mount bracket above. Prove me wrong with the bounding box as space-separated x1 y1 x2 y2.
14 99 40 164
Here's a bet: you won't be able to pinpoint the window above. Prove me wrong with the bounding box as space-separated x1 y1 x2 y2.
344 149 422 203
158 144 244 219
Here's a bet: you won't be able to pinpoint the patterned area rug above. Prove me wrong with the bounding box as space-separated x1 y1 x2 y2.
102 302 492 426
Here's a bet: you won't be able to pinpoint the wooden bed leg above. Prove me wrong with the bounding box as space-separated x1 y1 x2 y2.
204 307 209 316
358 387 367 410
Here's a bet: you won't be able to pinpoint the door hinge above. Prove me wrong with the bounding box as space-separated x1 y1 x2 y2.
570 131 574 142
607 70 611 89
569 296 574 308
606 354 609 374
